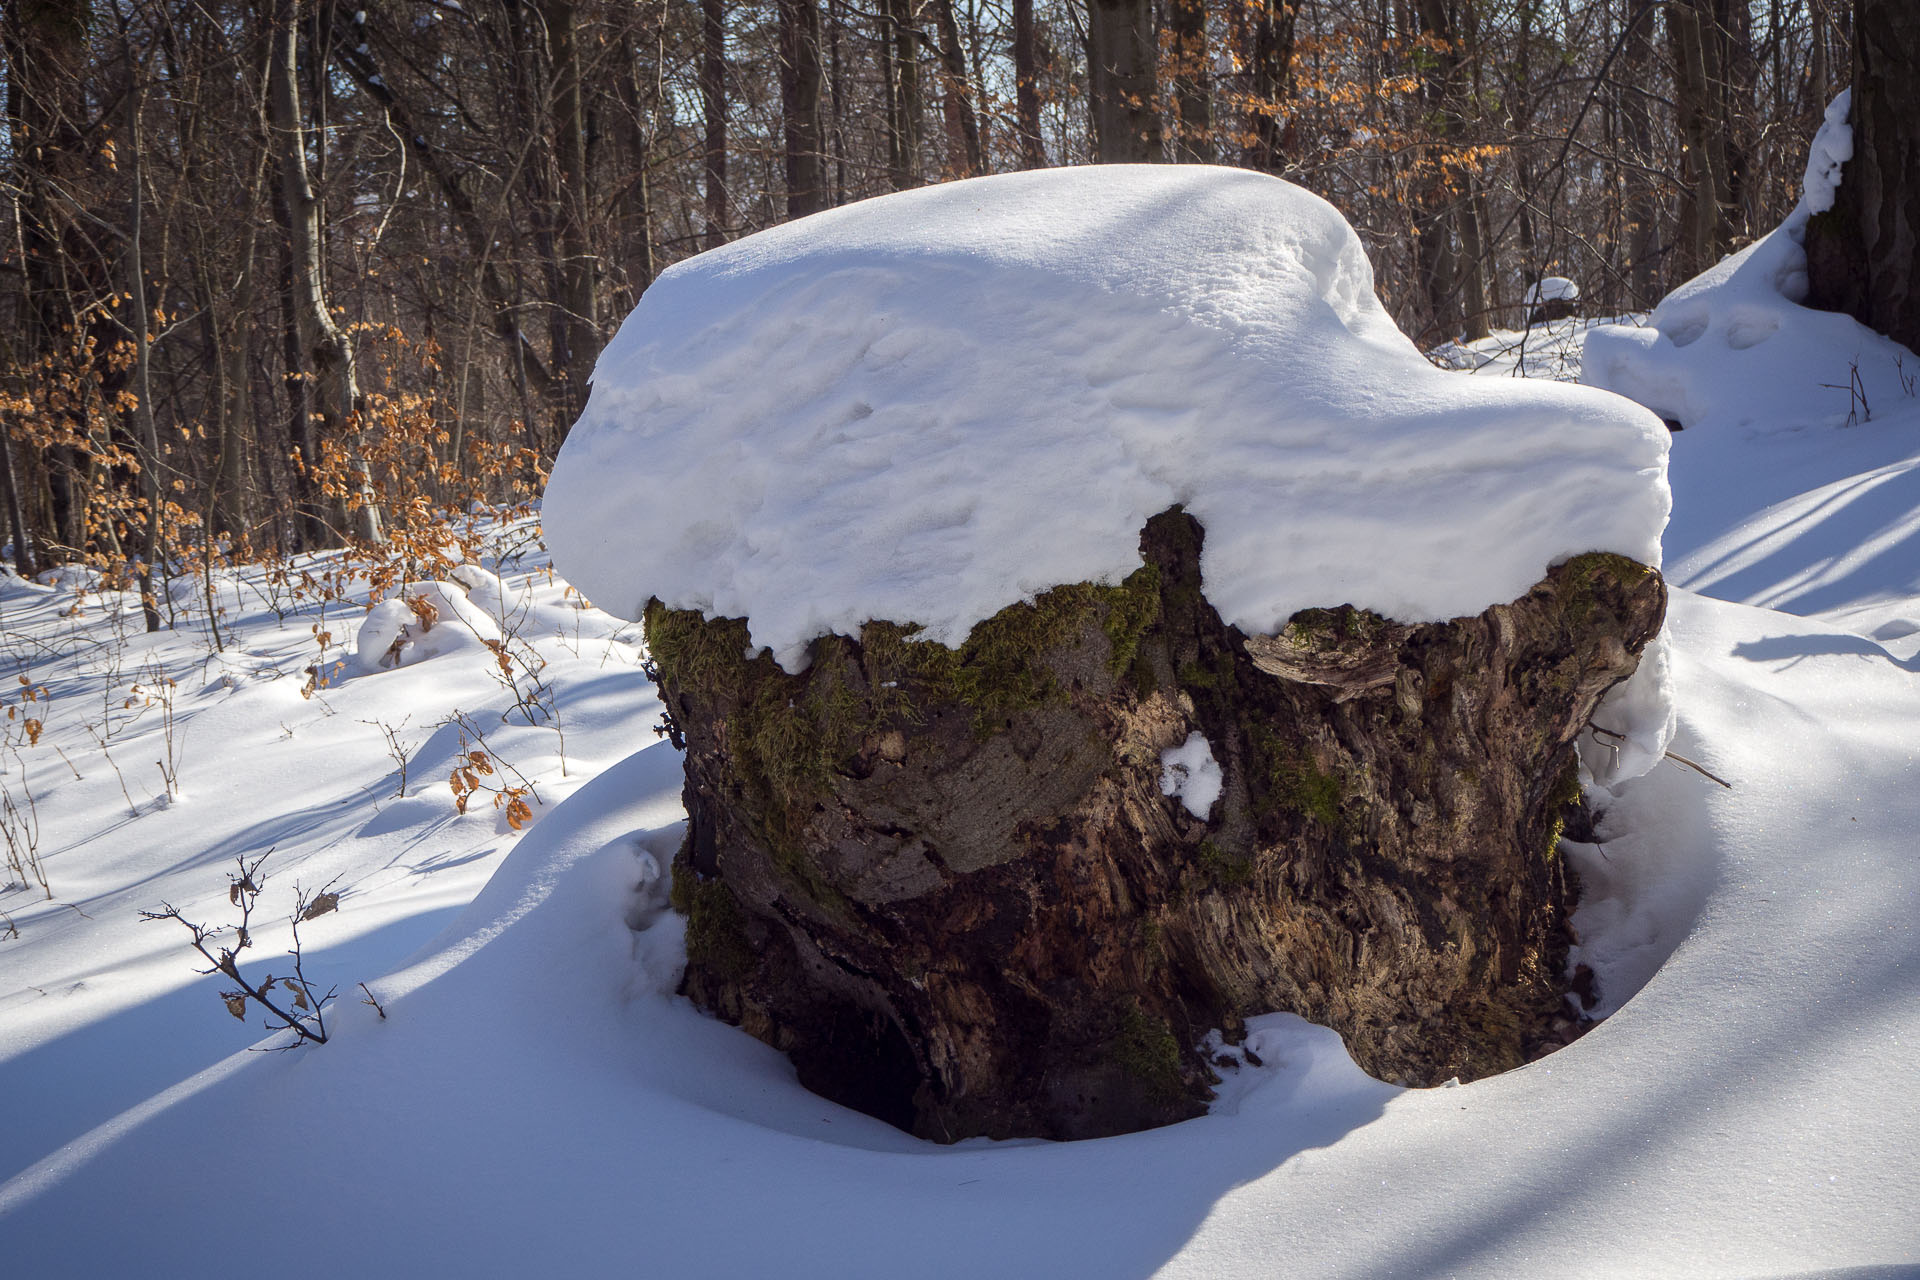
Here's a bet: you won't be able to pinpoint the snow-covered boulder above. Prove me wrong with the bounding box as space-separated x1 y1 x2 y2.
1583 93 1919 432
547 167 1675 1141
1525 275 1581 325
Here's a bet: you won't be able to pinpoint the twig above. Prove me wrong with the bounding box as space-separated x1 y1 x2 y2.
359 982 388 1019
1590 724 1732 788
140 850 333 1046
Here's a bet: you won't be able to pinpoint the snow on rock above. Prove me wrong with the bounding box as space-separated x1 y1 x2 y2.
546 165 1670 678
1583 92 1919 433
354 578 502 673
1158 731 1223 819
1523 276 1579 306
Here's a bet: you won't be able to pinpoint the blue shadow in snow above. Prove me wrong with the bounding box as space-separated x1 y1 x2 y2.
1731 633 1920 673
0 906 457 1186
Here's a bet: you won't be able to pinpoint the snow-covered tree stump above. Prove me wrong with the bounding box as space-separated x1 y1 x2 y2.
652 509 1664 1141
543 165 1675 1143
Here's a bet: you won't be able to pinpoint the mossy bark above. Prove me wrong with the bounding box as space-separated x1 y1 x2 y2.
650 508 1665 1142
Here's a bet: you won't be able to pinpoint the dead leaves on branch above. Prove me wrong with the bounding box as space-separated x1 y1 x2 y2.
445 715 539 832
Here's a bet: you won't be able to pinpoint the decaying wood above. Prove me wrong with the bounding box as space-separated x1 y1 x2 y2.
650 508 1667 1141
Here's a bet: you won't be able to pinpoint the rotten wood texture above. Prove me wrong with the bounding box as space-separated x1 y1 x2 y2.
650 509 1666 1142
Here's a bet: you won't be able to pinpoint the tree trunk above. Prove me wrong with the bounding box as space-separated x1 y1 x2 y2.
1166 0 1212 163
929 0 982 177
1805 0 1920 355
1240 0 1295 172
1621 0 1661 304
4 0 99 566
1086 0 1161 163
702 0 729 244
267 0 380 544
0 425 33 578
777 0 827 218
1667 0 1741 279
543 0 599 413
884 0 924 189
1011 0 1046 168
125 45 165 631
1413 0 1487 341
653 509 1665 1142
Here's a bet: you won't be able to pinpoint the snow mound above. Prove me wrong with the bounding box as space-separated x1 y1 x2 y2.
1583 92 1920 432
546 166 1669 676
355 579 502 672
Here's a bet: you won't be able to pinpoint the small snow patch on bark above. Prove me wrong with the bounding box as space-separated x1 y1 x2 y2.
1160 731 1222 819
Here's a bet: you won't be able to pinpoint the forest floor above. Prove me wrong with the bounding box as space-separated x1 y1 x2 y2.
2 331 1918 1276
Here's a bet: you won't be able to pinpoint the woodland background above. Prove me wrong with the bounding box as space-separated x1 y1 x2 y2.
0 0 1849 589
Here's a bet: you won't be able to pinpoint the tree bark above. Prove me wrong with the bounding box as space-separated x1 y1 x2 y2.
267 0 380 543
1621 0 1661 304
929 0 982 177
1239 0 1295 172
1413 0 1487 341
1166 0 1212 163
884 0 924 189
124 41 165 631
0 424 33 578
653 509 1665 1142
1805 0 1920 355
702 0 730 244
1011 0 1046 168
777 0 827 218
1666 0 1746 279
1086 0 1161 163
4 0 102 563
543 0 599 412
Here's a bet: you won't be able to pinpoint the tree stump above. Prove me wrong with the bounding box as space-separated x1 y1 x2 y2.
652 508 1666 1141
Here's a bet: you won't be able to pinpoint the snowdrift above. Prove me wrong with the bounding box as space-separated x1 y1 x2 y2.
1584 93 1920 433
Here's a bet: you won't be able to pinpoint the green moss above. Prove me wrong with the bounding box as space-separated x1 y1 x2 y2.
1542 756 1583 862
1176 650 1236 692
1097 564 1162 676
681 873 755 983
1558 552 1653 625
1254 731 1345 829
862 564 1161 736
669 859 695 915
649 567 1164 915
1140 918 1166 972
1107 1000 1186 1103
1198 838 1253 887
1286 604 1391 649
643 600 756 697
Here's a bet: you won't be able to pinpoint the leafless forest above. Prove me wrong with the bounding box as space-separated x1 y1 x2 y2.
0 0 1849 592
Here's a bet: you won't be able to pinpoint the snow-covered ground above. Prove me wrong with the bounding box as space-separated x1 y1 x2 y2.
5 171 1920 1273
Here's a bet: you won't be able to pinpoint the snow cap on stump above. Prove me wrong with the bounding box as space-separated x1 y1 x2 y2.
545 166 1672 762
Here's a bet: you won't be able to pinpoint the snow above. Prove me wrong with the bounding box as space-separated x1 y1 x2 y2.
1158 731 1222 819
1524 275 1579 306
1583 92 1918 434
1800 89 1853 217
354 577 503 672
6 157 1920 1275
546 165 1671 676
